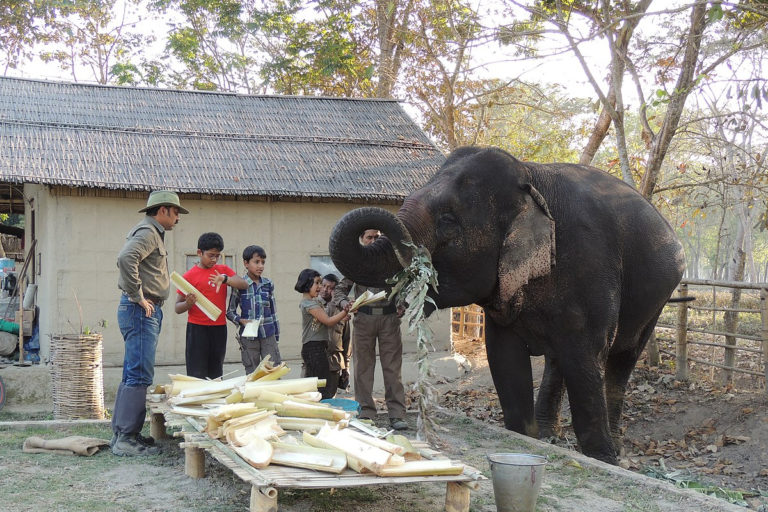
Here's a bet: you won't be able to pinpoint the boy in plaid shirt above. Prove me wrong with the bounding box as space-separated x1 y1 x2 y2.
226 245 281 374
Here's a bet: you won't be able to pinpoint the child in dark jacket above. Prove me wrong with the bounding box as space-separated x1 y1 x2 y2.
226 245 281 374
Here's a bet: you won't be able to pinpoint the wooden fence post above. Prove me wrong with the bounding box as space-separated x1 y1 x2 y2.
676 284 689 381
647 331 660 367
761 289 768 394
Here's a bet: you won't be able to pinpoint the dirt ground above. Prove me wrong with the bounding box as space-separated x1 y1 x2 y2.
0 401 749 512
2 337 765 511
439 336 768 510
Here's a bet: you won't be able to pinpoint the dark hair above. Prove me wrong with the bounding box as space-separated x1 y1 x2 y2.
322 273 339 284
294 268 320 293
243 245 266 262
145 206 162 216
198 232 224 252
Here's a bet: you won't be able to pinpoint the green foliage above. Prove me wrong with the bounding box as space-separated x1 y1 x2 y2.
30 0 157 84
0 0 61 71
387 241 440 441
644 464 755 507
477 82 591 162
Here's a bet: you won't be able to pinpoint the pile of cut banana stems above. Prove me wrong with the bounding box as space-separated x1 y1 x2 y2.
164 357 463 477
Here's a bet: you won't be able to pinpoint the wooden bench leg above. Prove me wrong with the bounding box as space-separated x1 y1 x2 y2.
185 446 206 479
445 481 470 512
150 412 168 440
250 486 278 512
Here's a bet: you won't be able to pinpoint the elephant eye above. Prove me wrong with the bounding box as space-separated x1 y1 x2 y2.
437 213 460 239
439 213 456 224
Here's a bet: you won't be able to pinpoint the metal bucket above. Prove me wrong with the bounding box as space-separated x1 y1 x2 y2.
488 453 546 512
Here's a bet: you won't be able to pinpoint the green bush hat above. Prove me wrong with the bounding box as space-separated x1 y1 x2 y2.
138 190 189 214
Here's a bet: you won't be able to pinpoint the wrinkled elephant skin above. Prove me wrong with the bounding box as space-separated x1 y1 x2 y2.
329 147 685 464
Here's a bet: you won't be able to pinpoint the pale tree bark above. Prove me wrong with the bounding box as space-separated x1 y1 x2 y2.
639 1 707 199
579 85 615 165
554 0 651 185
376 0 415 98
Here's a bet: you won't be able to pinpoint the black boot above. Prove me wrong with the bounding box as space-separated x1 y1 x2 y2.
111 433 160 456
136 433 156 446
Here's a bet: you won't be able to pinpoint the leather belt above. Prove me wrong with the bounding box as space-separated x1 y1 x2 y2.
144 295 165 307
123 291 165 308
357 304 397 315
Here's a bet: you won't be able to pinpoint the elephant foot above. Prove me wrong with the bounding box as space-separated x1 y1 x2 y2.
539 435 559 446
537 422 561 440
611 433 625 457
582 448 618 466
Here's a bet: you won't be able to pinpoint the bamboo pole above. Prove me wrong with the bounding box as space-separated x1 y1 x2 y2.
250 486 278 512
675 284 689 381
761 289 768 394
445 481 470 512
185 446 206 478
150 412 168 440
647 331 660 367
17 275 24 364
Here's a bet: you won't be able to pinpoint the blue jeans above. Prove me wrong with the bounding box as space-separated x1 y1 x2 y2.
117 294 163 387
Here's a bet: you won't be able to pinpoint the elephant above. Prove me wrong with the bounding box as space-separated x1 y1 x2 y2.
329 146 685 464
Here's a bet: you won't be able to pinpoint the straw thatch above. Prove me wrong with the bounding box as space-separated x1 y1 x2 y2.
0 77 445 201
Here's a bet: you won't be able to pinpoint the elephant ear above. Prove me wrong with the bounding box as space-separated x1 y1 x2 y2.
496 184 556 307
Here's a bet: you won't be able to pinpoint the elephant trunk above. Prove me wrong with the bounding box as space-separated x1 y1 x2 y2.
396 196 436 257
329 207 414 288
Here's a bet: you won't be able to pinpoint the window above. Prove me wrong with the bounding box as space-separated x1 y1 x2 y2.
310 255 342 280
185 254 235 271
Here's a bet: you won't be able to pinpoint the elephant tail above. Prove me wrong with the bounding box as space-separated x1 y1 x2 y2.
666 296 696 303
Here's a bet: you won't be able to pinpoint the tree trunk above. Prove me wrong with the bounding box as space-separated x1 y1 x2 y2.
579 86 616 166
375 0 414 98
640 2 707 199
721 249 745 385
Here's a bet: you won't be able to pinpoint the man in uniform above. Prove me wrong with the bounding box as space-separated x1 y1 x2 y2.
112 190 188 456
320 273 350 398
332 229 408 430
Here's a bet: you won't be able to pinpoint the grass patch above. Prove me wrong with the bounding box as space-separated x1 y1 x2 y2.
0 410 54 421
280 486 382 511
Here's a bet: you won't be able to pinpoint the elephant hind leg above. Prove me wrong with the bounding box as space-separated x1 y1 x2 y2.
605 312 662 453
535 357 565 439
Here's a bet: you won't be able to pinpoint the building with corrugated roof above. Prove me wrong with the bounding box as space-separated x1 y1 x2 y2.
0 77 449 366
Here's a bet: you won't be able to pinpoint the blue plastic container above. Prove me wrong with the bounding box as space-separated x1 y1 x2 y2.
320 398 360 415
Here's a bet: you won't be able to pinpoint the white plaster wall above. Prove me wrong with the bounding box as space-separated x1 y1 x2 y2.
26 186 451 368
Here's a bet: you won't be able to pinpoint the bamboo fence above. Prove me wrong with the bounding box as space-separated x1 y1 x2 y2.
451 305 485 342
653 279 768 390
450 278 768 391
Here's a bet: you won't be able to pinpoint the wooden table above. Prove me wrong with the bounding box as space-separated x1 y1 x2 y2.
148 401 486 512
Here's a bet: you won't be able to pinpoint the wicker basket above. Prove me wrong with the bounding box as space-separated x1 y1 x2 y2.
50 334 105 420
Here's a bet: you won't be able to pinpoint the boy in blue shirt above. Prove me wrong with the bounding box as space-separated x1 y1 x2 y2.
226 245 281 374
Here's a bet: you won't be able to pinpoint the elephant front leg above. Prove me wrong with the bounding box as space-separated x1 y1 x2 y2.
485 322 537 437
535 356 565 439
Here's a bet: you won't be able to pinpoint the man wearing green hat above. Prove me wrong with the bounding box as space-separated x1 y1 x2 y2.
112 190 188 456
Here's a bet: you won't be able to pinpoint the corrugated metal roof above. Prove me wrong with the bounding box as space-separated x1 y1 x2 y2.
0 77 445 201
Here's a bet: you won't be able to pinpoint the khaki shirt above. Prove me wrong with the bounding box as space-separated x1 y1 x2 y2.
324 298 346 345
117 216 169 303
